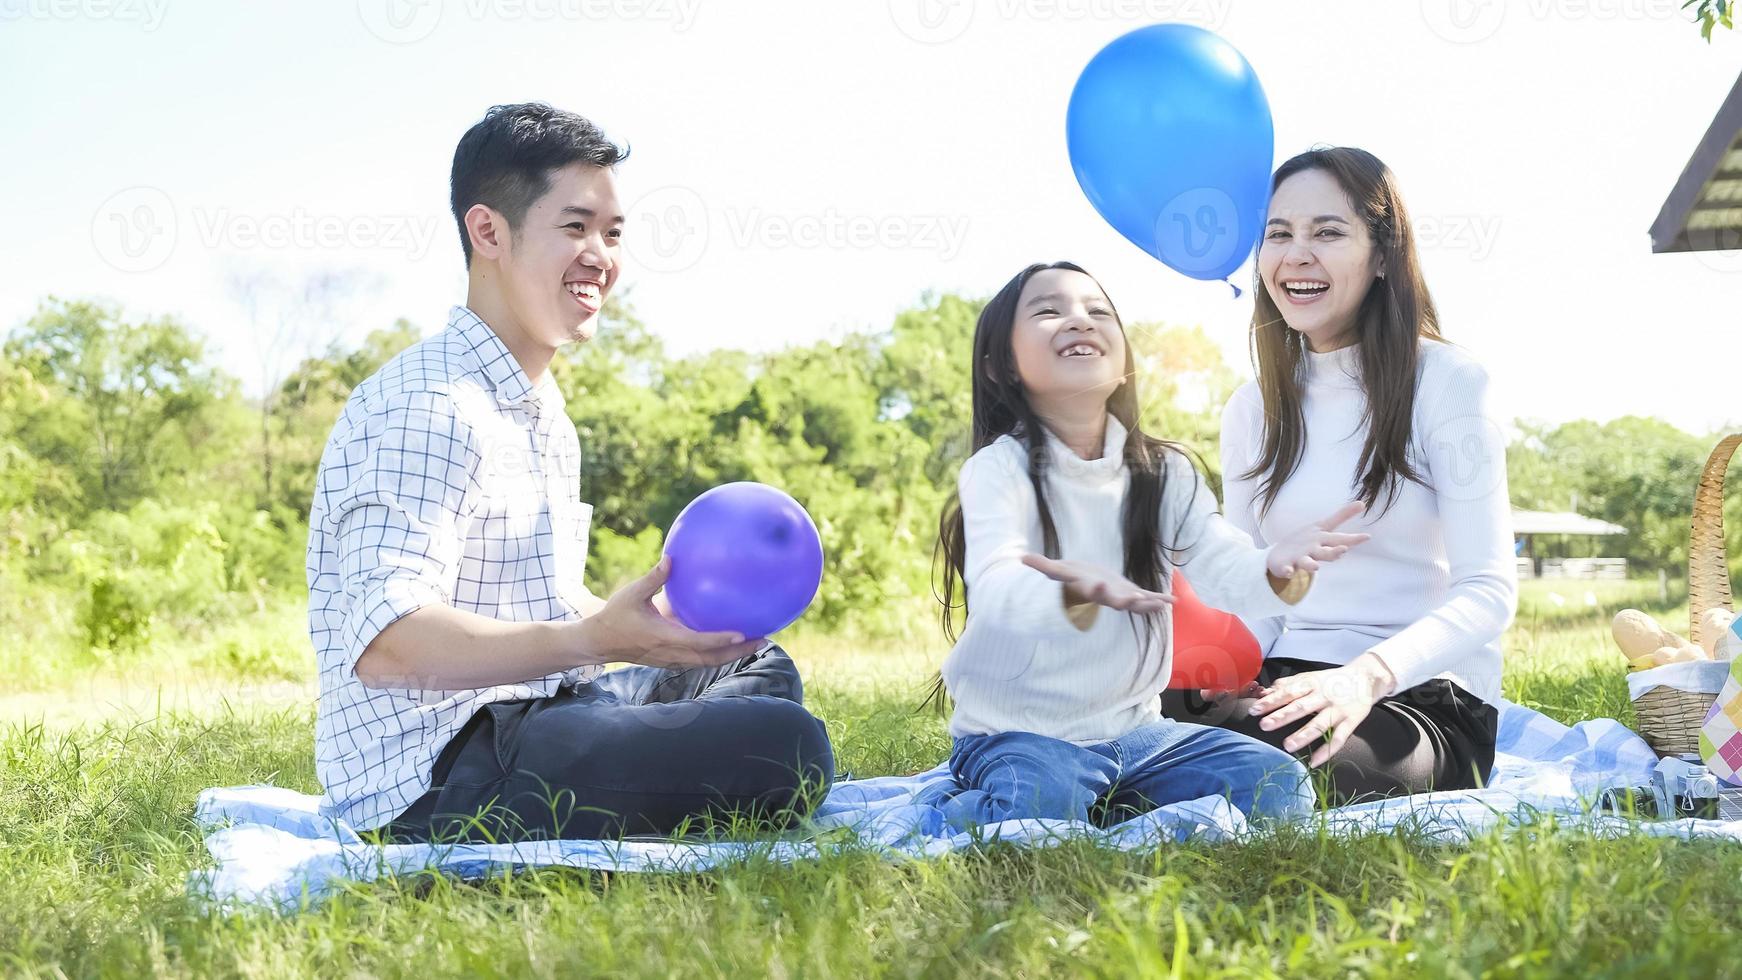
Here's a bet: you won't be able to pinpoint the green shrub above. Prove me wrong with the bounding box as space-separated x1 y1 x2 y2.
79 573 155 655
588 525 665 597
43 500 230 654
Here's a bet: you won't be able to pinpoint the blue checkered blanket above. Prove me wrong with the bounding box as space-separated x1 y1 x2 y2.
192 700 1742 910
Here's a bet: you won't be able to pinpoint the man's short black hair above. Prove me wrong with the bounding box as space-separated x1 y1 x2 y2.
449 103 629 266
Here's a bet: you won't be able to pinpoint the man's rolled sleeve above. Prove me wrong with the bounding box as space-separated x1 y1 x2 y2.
321 393 482 675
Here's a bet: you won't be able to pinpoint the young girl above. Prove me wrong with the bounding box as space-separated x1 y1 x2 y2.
934 261 1370 827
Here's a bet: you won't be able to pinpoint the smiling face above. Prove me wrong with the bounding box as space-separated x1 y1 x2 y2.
474 162 623 350
1007 267 1127 414
1258 167 1382 350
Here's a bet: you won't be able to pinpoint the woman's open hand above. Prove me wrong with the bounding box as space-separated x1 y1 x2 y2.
1246 653 1397 766
1265 501 1373 579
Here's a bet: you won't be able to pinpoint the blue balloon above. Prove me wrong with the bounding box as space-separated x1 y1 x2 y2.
1066 24 1275 282
662 482 824 638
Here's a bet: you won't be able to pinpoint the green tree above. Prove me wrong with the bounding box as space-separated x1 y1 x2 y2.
1507 416 1709 570
555 294 951 633
1689 0 1734 40
4 300 234 516
874 293 979 486
1126 321 1243 488
0 360 80 564
707 333 945 635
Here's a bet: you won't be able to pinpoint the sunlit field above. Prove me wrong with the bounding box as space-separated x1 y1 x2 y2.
5 577 1740 976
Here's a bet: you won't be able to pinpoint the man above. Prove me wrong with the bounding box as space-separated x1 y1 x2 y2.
307 103 834 841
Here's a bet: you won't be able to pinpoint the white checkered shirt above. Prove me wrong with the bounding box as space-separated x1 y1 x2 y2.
308 305 604 831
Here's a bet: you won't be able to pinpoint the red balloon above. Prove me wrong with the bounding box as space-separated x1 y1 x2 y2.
1166 569 1263 691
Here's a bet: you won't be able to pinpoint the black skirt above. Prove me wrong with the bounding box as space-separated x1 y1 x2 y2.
1159 657 1499 807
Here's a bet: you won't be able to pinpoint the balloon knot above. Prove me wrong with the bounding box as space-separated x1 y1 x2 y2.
1224 278 1242 300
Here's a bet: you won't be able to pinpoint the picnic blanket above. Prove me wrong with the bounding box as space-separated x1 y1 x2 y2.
191 700 1742 910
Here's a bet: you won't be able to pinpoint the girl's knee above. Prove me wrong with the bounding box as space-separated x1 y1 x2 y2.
1246 751 1316 820
1186 729 1315 819
946 730 1113 825
946 781 1096 827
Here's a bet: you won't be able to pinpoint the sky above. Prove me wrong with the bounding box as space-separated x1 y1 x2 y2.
3 0 1740 437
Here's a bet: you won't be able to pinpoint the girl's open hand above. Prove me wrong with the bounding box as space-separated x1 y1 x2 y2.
1265 501 1373 579
1021 554 1176 615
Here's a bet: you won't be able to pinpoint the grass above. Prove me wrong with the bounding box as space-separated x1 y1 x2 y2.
3 577 1740 977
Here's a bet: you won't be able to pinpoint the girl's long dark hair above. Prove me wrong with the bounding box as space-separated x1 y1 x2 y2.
1244 147 1446 521
923 261 1207 711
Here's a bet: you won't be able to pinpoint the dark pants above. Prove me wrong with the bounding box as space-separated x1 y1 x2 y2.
383 645 835 842
1159 657 1497 807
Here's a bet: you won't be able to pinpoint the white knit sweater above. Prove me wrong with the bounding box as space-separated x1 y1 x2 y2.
941 414 1307 742
1219 338 1517 704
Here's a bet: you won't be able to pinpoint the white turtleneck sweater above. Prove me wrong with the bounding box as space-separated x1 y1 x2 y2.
941 415 1309 742
1219 338 1517 704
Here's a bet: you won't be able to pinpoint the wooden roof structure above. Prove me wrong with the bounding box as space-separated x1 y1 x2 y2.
1651 69 1742 253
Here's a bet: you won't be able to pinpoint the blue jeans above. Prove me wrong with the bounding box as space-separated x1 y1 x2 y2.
943 718 1315 828
384 645 834 841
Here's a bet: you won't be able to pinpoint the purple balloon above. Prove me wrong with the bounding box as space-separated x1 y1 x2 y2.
662 482 824 638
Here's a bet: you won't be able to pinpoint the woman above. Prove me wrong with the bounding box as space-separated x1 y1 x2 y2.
1160 147 1518 805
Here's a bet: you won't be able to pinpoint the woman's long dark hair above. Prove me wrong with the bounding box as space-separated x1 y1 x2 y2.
1243 147 1446 520
923 261 1207 711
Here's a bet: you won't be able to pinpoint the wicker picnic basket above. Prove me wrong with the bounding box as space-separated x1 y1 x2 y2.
1633 433 1742 756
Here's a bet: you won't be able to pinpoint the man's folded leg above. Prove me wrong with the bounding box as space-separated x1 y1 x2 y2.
590 642 804 706
391 647 833 843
